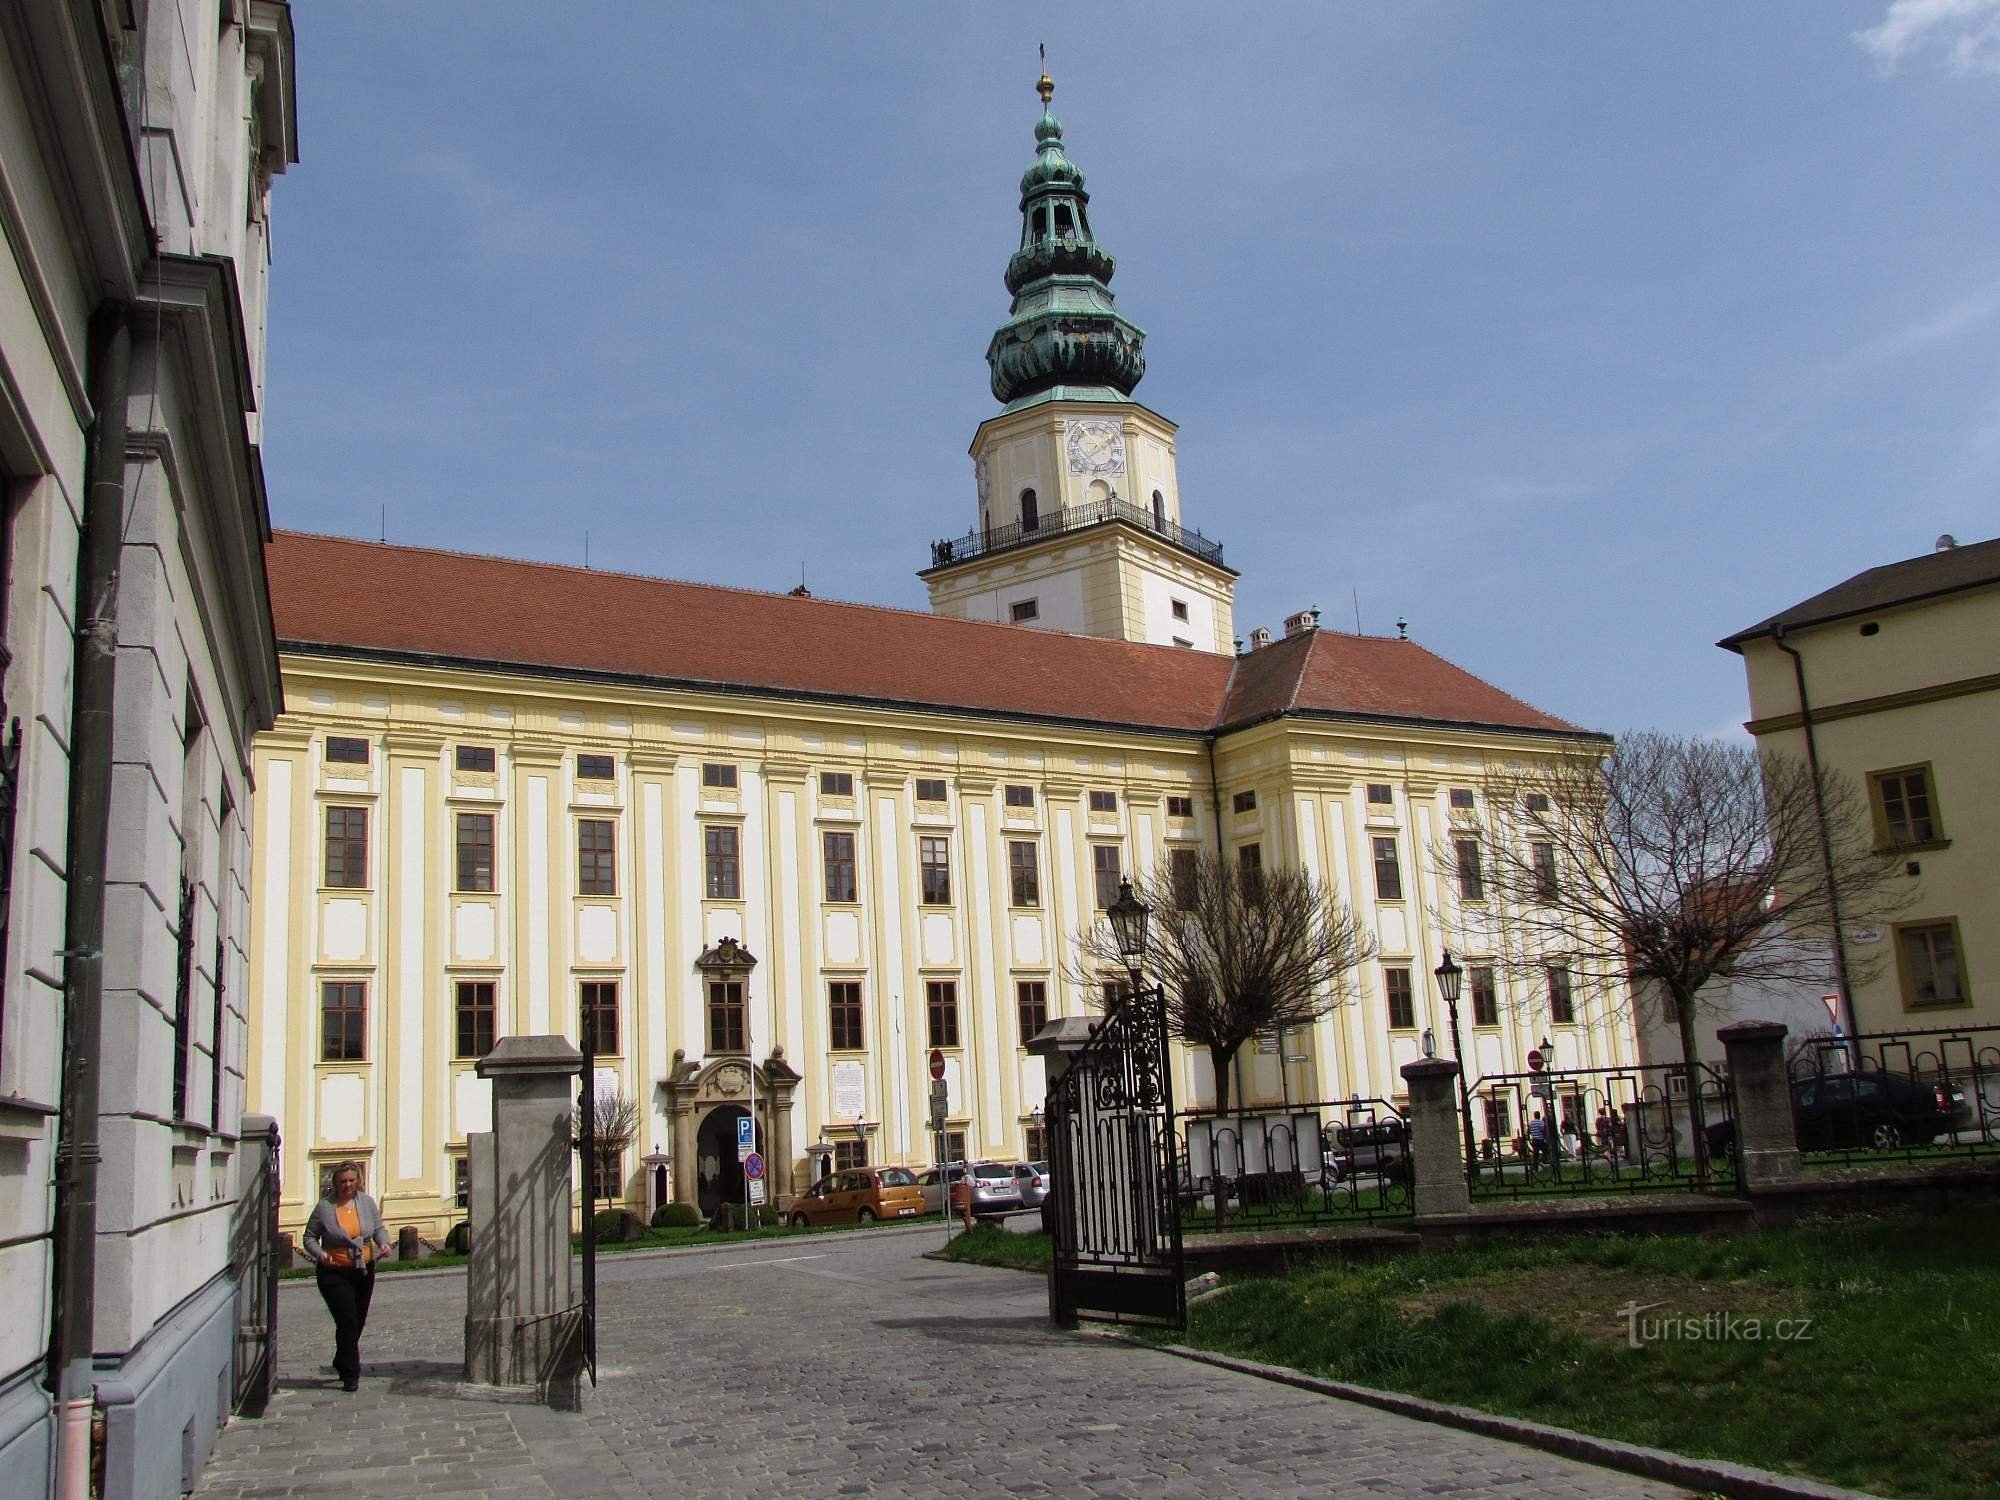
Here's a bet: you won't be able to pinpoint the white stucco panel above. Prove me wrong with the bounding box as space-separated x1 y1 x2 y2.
920 913 955 966
319 1074 364 1142
1010 915 1044 967
454 902 496 962
1378 906 1409 956
1018 1053 1046 1109
454 1070 492 1137
1187 1050 1216 1109
322 898 366 961
1474 1031 1507 1078
824 910 862 966
576 905 617 963
705 907 743 945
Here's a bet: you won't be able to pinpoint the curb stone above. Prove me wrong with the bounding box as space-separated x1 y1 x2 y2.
1096 1334 1888 1500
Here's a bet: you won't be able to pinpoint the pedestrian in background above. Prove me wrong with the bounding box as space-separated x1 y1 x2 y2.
303 1161 391 1391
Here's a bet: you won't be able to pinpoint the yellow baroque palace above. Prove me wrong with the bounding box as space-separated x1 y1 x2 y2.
245 82 1638 1237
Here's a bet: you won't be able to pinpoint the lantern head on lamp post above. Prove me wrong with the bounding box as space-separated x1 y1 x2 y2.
1433 948 1477 1185
1106 877 1151 990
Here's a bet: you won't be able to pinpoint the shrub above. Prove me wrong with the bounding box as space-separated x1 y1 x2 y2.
651 1203 701 1229
591 1207 638 1242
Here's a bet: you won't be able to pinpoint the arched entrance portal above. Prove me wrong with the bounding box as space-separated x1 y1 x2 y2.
693 1104 764 1220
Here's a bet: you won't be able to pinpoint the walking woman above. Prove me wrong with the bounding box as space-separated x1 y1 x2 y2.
303 1161 391 1391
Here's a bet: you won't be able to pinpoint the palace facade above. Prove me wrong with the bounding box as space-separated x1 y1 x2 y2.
245 77 1637 1238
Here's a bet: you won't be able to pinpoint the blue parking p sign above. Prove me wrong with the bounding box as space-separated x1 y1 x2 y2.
736 1115 755 1159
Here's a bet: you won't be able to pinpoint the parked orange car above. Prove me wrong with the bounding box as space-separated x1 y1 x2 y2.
787 1166 924 1226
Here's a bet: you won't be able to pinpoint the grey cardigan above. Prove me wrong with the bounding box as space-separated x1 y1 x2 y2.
302 1192 390 1266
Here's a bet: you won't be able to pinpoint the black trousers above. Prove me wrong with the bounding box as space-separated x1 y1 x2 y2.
315 1264 376 1382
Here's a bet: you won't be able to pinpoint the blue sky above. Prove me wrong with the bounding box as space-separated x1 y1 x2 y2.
265 2 2000 741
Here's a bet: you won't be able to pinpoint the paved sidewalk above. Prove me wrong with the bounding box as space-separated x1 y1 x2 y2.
195 1228 1696 1499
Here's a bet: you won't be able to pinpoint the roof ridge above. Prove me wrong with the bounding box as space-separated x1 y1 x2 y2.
270 528 1218 661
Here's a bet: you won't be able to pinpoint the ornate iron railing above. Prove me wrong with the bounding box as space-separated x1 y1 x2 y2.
229 1118 279 1415
1177 1096 1415 1228
928 496 1225 572
1787 1025 2000 1168
1045 985 1186 1329
1464 1061 1736 1199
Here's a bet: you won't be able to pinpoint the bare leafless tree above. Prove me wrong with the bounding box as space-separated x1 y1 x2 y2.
1449 733 1912 1126
1074 852 1377 1121
573 1087 640 1206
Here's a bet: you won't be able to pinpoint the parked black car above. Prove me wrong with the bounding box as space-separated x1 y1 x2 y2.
1322 1117 1411 1182
1706 1069 1958 1158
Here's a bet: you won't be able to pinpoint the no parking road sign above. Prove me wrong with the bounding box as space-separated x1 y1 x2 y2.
743 1151 766 1182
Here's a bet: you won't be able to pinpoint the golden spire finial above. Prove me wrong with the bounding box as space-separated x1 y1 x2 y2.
1037 42 1053 107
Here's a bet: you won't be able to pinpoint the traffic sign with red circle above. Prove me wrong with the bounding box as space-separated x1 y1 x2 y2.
1526 1048 1545 1073
929 1048 946 1081
743 1151 765 1181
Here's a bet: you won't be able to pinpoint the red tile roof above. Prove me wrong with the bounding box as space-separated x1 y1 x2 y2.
266 531 1583 739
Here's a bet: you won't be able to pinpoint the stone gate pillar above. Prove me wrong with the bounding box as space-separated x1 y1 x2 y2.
1717 1021 1802 1192
1401 1057 1472 1217
465 1036 582 1394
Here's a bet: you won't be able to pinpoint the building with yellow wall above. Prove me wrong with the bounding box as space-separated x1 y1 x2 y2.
1722 533 1998 1034
245 78 1638 1238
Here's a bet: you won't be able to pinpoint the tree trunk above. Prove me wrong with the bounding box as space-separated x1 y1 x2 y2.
1670 986 1711 1184
1210 1042 1241 1230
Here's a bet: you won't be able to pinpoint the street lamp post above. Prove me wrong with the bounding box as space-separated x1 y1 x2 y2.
1433 950 1477 1186
1104 877 1186 1225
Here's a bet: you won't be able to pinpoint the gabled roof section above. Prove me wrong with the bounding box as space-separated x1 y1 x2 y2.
1216 628 1582 736
1719 535 2000 650
265 532 1585 741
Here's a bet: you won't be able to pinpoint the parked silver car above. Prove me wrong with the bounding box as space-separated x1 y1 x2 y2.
1012 1160 1051 1207
914 1161 1024 1215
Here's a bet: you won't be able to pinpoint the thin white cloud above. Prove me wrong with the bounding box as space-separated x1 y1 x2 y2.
1856 0 2000 76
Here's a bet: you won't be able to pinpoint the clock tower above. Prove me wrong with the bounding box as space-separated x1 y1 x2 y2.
922 72 1238 653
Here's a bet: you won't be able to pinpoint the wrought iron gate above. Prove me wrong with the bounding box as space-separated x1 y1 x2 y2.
230 1119 279 1415
1045 987 1186 1329
577 1033 599 1386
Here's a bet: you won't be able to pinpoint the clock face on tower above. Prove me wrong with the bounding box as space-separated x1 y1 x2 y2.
1065 419 1127 477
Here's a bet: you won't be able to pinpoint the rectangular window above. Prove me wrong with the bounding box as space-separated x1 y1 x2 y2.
1004 783 1034 808
1899 921 1966 1008
1455 838 1484 901
1449 788 1476 810
828 980 864 1050
1482 1094 1512 1142
321 981 366 1061
455 744 495 773
706 978 745 1052
1093 844 1122 910
820 770 854 797
822 830 857 903
1088 789 1118 813
702 762 738 789
1238 843 1262 886
1008 840 1040 906
1169 846 1199 906
1366 783 1393 805
1101 977 1132 1008
325 736 368 765
1166 795 1194 818
939 1129 966 1165
456 812 495 892
1384 967 1415 1030
833 1139 868 1172
915 777 948 802
1025 1124 1047 1161
455 980 497 1059
1016 979 1048 1041
172 876 194 1120
920 836 951 905
454 1154 470 1209
581 980 619 1054
926 980 959 1047
1531 842 1558 900
1171 598 1189 622
705 825 741 900
1524 792 1551 813
324 807 368 888
1547 965 1575 1025
1872 767 1940 847
1232 790 1257 814
578 819 617 896
1470 964 1498 1027
576 753 614 781
1372 835 1402 901
1010 599 1039 623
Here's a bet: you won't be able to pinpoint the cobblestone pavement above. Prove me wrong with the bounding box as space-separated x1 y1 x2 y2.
194 1228 1696 1499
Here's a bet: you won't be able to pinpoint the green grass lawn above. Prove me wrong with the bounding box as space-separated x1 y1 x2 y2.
938 1222 1053 1272
1171 1206 2000 1500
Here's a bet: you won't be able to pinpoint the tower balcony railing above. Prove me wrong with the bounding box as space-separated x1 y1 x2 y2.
927 497 1225 572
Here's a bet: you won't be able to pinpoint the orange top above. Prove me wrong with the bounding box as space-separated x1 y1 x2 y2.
324 1200 371 1268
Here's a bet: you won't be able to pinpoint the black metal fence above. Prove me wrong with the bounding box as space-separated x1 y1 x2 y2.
1463 1063 1736 1200
229 1119 279 1416
929 495 1226 571
1787 1025 2000 1169
1176 1097 1415 1228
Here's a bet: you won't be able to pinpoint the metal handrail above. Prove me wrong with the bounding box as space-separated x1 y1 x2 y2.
929 497 1225 571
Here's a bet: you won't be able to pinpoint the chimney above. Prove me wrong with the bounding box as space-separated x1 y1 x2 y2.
1249 626 1273 650
1283 606 1321 638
